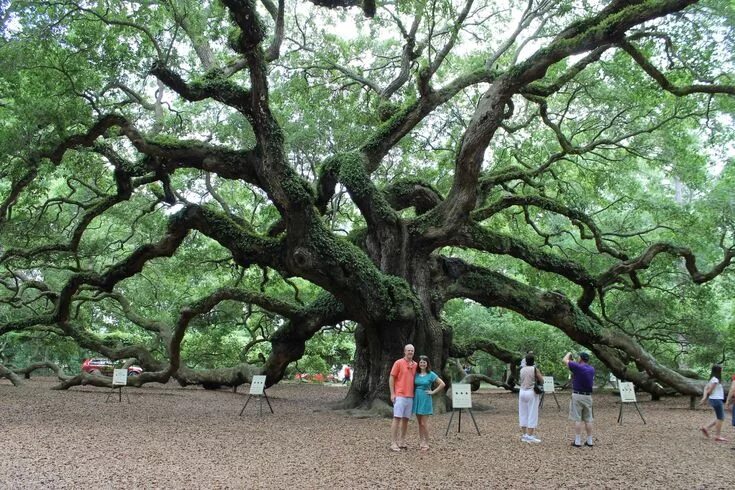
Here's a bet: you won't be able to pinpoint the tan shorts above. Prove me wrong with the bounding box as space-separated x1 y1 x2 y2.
569 393 593 422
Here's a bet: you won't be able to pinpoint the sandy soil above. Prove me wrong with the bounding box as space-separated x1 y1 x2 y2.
0 378 731 489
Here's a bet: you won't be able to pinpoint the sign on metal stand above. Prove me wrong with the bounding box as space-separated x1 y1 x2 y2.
617 381 645 424
239 375 273 416
538 376 561 411
105 369 130 403
445 383 480 436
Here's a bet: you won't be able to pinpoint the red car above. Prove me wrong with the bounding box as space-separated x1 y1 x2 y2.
127 365 143 376
81 358 143 376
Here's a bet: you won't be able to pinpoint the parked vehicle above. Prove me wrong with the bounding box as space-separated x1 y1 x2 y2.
294 372 334 383
81 358 114 376
81 358 143 376
127 365 143 376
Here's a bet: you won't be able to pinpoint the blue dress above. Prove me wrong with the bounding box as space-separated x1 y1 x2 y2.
413 371 439 415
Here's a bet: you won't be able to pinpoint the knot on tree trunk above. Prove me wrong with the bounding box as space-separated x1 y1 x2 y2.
293 247 312 268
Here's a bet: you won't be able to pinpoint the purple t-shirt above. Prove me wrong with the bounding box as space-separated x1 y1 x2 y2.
569 361 595 393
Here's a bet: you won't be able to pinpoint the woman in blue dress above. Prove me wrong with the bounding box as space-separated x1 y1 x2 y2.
413 355 446 451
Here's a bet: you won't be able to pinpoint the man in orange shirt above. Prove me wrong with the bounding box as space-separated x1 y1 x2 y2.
389 344 417 452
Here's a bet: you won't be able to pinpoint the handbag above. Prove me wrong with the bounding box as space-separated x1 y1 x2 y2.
533 367 544 395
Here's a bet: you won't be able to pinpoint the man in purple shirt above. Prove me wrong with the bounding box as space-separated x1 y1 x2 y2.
563 351 595 447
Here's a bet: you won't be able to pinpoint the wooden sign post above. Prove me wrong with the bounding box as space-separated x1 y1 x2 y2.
617 381 646 424
445 383 480 436
105 368 130 403
239 375 273 416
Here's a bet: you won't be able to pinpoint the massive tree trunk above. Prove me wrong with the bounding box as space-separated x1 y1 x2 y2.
333 231 450 408
347 312 446 409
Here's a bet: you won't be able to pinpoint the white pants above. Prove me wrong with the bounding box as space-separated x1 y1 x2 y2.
518 388 540 429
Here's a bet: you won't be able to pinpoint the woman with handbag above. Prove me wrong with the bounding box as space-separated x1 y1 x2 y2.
518 353 544 443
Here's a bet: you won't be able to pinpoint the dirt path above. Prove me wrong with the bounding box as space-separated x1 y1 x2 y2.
0 378 730 489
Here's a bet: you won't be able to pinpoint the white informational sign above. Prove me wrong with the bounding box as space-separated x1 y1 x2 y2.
249 375 266 395
543 376 555 393
452 383 472 409
618 382 637 403
112 369 128 387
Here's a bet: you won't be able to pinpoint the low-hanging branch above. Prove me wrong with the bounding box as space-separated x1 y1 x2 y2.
0 363 23 386
449 338 523 366
436 256 705 396
446 224 597 302
449 337 523 391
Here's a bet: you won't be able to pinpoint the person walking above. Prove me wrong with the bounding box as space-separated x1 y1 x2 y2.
518 353 544 443
564 351 595 447
342 365 351 385
724 371 735 448
413 355 445 451
700 364 727 442
389 344 417 452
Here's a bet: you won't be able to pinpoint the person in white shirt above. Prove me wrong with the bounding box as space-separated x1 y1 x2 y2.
699 364 727 442
518 353 544 443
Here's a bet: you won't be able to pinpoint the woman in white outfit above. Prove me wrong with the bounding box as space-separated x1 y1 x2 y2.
518 353 544 443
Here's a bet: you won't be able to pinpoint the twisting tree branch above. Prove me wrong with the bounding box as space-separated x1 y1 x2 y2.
473 194 629 260
597 243 735 289
620 40 735 96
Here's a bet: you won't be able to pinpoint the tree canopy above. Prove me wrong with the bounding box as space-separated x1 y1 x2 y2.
0 0 733 405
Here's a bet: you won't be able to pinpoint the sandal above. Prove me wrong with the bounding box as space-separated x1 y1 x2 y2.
715 436 729 442
700 427 710 438
398 444 408 450
420 445 430 451
390 444 401 452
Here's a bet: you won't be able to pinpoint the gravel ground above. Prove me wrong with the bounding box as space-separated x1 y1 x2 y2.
0 377 731 489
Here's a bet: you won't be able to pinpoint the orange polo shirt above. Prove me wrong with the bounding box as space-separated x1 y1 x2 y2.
390 358 417 397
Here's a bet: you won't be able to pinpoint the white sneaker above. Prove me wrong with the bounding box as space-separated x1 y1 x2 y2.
527 435 542 443
521 434 530 442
